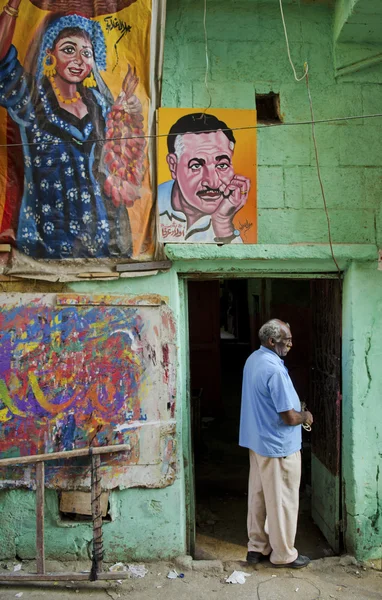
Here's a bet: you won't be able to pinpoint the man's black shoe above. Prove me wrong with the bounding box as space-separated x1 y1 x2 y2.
271 554 310 569
246 551 271 564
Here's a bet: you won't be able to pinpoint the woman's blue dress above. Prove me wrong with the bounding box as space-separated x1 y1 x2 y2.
0 45 130 259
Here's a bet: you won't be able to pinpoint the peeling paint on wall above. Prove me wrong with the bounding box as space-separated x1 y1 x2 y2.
0 294 177 490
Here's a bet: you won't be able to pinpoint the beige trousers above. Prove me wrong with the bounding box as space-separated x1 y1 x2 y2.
247 450 301 564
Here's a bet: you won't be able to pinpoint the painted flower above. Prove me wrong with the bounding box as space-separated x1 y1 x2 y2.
67 188 78 200
60 152 69 163
69 221 80 235
55 199 64 210
65 167 74 176
61 242 71 254
46 158 53 167
21 227 30 239
43 222 54 235
24 156 31 168
99 220 109 232
95 233 106 246
40 180 49 191
82 212 92 224
24 207 34 219
54 181 63 191
81 191 91 204
27 182 34 194
33 156 41 167
42 204 51 214
81 232 92 246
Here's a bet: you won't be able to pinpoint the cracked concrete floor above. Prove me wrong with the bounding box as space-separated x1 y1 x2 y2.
0 558 382 600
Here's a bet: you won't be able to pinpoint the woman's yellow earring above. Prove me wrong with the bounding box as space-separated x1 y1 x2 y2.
43 53 57 78
83 72 96 88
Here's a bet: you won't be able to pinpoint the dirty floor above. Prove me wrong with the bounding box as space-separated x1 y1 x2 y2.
0 557 381 600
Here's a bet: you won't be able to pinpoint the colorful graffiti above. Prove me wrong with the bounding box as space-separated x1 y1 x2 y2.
0 298 177 489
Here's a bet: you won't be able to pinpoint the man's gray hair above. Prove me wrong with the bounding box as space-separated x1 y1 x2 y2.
258 319 285 344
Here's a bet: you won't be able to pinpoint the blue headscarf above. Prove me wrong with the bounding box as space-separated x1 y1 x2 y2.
36 14 107 80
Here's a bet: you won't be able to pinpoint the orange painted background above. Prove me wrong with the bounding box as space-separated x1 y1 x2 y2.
157 107 257 243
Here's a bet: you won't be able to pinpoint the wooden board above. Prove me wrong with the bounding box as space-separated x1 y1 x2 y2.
60 491 109 517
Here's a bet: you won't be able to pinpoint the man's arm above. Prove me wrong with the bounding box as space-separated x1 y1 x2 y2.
280 409 314 427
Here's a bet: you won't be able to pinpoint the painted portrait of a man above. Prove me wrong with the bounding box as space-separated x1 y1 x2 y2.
157 110 257 244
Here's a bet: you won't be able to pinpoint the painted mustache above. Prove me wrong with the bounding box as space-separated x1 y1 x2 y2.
196 186 233 200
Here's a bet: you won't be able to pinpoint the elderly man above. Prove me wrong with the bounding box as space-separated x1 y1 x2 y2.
239 319 313 568
158 112 250 243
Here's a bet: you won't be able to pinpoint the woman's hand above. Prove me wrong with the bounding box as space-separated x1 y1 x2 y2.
0 0 22 61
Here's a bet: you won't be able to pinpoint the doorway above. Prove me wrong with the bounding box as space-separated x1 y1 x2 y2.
187 277 342 561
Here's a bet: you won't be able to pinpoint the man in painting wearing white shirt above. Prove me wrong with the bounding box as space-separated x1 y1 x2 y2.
158 112 250 243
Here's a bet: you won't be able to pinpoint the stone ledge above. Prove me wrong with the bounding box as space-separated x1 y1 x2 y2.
165 243 378 263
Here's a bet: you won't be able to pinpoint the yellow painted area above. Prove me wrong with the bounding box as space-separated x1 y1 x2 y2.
0 407 12 422
0 379 27 417
15 341 40 354
28 373 76 415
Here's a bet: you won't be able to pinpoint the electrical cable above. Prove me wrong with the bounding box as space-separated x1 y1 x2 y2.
0 112 380 149
279 0 342 282
202 0 212 112
305 71 342 284
279 0 308 81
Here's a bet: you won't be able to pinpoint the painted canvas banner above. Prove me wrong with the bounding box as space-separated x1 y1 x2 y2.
0 294 177 490
0 0 156 263
157 108 257 244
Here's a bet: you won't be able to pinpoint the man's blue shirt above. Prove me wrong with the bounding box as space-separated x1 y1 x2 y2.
239 346 302 457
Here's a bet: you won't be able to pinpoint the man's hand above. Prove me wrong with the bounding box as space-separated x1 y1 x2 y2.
211 175 250 238
303 410 313 427
280 409 314 427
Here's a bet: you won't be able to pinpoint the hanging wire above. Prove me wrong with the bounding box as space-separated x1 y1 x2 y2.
305 71 342 284
279 0 308 81
0 113 381 150
197 0 212 117
279 0 342 282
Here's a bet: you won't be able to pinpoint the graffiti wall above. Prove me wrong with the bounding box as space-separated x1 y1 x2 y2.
0 0 156 265
0 293 177 489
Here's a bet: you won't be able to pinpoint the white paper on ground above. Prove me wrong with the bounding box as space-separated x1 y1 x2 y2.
127 564 148 578
225 570 251 584
167 569 178 579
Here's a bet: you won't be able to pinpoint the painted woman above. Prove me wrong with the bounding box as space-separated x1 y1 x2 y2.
0 0 145 258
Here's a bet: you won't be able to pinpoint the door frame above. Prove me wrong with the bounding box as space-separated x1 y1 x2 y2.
179 272 343 556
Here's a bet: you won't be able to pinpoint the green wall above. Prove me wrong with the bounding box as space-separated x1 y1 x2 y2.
162 0 382 246
160 0 382 562
342 263 382 560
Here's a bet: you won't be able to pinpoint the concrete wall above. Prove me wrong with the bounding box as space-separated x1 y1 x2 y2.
162 0 382 246
160 0 382 561
342 263 382 561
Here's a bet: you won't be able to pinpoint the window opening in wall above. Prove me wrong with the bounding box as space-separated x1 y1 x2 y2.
255 92 281 123
188 277 342 561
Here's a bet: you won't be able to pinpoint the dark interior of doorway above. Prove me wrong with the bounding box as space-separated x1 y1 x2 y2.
188 277 339 562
